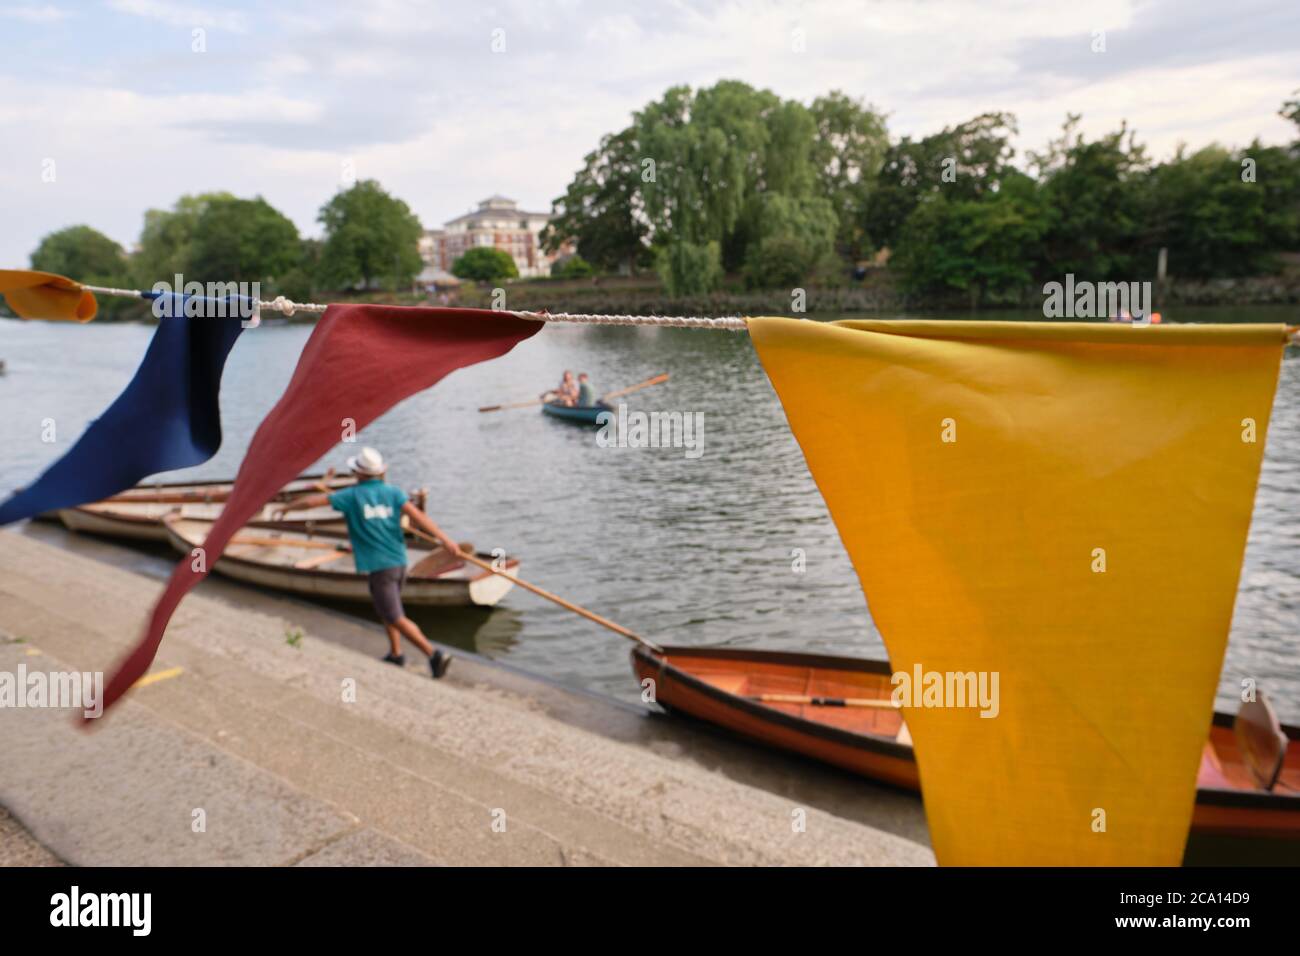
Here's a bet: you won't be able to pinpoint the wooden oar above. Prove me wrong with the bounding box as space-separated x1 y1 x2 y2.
231 534 348 550
477 397 549 413
600 372 669 402
406 526 662 652
746 693 900 709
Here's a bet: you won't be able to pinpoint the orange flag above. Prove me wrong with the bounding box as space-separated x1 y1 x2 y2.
0 269 98 321
749 318 1287 865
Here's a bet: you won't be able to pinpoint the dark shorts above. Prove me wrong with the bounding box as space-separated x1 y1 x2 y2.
367 566 407 624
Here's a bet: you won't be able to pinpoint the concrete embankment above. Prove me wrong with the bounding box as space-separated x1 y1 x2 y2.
0 527 933 866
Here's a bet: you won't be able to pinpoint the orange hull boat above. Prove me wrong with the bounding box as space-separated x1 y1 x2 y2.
631 645 1300 840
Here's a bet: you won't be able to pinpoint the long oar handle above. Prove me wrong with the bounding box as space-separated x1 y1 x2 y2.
600 373 669 402
478 398 545 413
747 693 899 709
406 526 661 652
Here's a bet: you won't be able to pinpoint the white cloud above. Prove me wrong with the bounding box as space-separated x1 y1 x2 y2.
0 3 71 22
105 0 249 32
1 0 1296 267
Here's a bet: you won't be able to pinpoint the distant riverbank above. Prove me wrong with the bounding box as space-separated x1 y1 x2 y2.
7 265 1297 327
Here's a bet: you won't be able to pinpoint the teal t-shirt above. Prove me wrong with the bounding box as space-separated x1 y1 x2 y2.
577 382 596 406
328 481 409 573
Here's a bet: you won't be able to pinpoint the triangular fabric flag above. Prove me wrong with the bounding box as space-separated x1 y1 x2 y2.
0 269 98 321
94 304 542 717
0 311 245 524
748 318 1287 865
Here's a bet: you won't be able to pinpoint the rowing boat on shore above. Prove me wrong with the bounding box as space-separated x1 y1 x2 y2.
541 401 613 425
631 645 1300 840
55 473 355 541
163 514 519 607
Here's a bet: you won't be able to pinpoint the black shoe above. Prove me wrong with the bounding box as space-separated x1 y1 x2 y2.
430 650 452 679
382 652 406 666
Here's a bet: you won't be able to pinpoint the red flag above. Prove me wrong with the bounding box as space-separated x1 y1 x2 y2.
93 304 541 719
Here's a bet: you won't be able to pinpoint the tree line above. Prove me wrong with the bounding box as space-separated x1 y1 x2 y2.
542 81 1300 304
25 82 1300 318
27 180 425 318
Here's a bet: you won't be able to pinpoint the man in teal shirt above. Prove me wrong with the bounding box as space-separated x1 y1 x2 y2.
276 446 458 678
575 372 597 407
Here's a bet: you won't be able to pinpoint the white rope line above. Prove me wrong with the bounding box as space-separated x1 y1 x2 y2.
80 284 743 328
71 283 1300 341
506 310 747 330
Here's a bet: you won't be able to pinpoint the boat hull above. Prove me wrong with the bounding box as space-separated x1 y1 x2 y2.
164 516 518 608
59 504 171 541
632 645 1300 841
54 473 354 543
541 401 613 425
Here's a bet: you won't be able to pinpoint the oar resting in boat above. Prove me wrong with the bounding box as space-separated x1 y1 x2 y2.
275 446 459 678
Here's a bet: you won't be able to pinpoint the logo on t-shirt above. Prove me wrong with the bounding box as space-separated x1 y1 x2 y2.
362 503 394 520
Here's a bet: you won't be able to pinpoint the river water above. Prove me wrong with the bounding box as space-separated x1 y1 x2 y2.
2 307 1297 719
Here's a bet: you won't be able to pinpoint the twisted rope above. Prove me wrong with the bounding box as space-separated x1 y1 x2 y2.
80 284 744 327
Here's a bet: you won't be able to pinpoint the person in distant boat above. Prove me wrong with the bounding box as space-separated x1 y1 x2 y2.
274 446 458 678
575 372 596 407
542 370 578 406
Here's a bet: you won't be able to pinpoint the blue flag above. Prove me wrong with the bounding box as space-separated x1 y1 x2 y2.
0 307 245 524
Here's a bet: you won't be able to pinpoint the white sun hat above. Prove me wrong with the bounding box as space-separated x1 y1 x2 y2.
346 446 387 476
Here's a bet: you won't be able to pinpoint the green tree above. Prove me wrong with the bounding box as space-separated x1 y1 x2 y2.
1029 116 1147 280
186 196 301 285
133 192 235 285
1139 142 1300 278
635 80 834 291
742 193 838 288
452 246 519 282
30 225 129 285
655 240 722 296
551 254 595 279
543 128 649 273
892 172 1045 306
809 91 888 260
864 112 1019 252
1281 90 1300 133
316 180 423 290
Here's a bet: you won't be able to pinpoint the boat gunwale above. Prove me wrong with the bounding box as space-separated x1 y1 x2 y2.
163 515 519 584
632 644 913 761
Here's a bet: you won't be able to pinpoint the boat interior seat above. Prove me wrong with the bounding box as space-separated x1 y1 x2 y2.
1234 693 1287 791
701 673 749 696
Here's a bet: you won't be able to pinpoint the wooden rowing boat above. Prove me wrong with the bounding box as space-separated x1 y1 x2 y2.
631 645 1300 840
56 473 355 542
60 500 346 541
541 401 613 425
163 514 519 607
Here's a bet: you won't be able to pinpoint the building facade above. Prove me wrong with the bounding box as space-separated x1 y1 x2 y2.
420 195 566 279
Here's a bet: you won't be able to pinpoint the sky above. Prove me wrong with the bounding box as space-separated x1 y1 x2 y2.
1 0 1297 267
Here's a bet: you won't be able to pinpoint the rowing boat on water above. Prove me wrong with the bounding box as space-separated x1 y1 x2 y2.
631 645 1300 840
541 401 613 425
56 473 355 542
163 514 519 607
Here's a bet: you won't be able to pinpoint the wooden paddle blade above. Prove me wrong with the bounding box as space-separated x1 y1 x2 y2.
1235 692 1287 790
600 373 669 401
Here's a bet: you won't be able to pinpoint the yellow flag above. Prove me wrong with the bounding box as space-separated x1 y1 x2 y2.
748 318 1287 865
0 269 98 322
